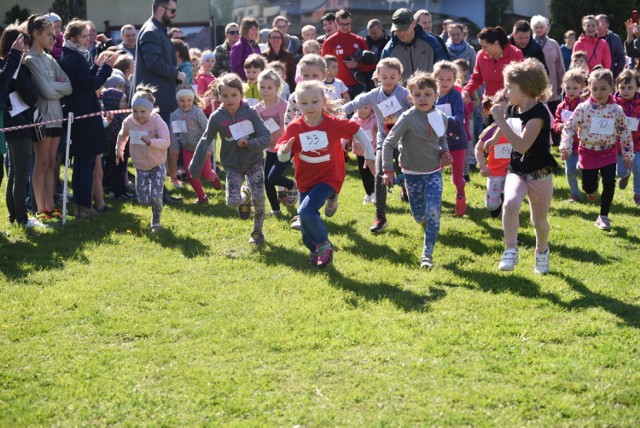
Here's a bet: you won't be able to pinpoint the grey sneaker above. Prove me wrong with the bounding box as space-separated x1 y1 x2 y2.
498 248 519 271
595 215 611 231
534 248 550 275
324 193 339 217
285 182 298 207
420 254 434 269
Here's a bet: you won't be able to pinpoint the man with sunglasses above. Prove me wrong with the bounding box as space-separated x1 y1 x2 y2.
133 0 186 204
213 22 239 77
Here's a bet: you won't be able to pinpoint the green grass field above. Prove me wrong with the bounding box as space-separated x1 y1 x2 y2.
1 159 639 426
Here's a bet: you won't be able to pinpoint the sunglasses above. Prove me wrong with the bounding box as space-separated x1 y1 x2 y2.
227 30 239 35
162 6 177 14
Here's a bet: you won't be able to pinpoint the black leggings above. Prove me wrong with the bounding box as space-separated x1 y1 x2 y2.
357 155 375 196
581 163 616 216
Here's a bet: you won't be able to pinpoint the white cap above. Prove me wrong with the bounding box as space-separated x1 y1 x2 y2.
44 12 62 23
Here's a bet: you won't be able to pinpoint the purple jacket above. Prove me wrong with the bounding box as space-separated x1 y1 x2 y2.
230 37 260 81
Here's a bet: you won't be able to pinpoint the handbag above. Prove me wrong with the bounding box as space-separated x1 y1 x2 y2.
31 107 45 142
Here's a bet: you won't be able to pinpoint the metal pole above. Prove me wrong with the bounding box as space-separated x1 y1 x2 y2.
62 112 73 225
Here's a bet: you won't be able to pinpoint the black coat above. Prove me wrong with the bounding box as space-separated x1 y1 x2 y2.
509 34 549 74
3 64 39 141
59 46 112 158
132 17 179 113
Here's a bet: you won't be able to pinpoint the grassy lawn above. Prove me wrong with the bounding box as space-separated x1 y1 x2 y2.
1 158 639 426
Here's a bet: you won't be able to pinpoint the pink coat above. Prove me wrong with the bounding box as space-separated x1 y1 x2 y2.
573 34 611 71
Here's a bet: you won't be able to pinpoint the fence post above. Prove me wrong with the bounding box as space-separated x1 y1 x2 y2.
62 112 74 225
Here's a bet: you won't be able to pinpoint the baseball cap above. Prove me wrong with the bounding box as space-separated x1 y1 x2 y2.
391 8 413 32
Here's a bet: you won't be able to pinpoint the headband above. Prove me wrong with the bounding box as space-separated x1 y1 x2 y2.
131 96 155 111
201 52 215 62
176 88 195 101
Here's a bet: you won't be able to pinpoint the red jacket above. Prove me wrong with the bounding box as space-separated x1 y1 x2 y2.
573 34 611 71
554 96 582 152
321 31 375 87
463 44 524 98
614 93 640 152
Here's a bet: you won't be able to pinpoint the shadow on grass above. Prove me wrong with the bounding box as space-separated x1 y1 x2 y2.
439 258 640 328
258 242 444 312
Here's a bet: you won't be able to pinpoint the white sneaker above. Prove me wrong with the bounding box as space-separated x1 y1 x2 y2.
24 218 47 228
362 194 371 205
498 248 519 271
324 193 339 217
290 215 301 230
534 248 550 275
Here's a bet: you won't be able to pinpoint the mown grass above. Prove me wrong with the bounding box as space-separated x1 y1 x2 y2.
1 156 639 426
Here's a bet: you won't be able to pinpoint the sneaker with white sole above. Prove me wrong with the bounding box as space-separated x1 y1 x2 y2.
290 215 301 230
324 193 339 217
362 194 371 205
370 217 388 234
420 254 434 269
285 182 298 207
595 215 611 231
237 187 252 220
534 248 550 274
498 248 519 271
22 218 47 228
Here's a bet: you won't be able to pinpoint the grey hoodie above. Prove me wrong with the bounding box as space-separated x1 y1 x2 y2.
189 102 270 178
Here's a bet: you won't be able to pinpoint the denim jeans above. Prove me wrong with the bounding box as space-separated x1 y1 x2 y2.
565 152 580 199
616 153 640 194
72 156 96 208
298 182 334 252
6 138 34 224
264 151 294 211
404 171 443 257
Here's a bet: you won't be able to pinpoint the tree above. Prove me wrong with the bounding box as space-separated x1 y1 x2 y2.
550 0 636 42
485 0 510 27
50 0 87 23
4 5 30 26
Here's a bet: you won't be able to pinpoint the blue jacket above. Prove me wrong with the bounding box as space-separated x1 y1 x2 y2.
60 46 112 158
132 17 179 112
436 90 467 151
381 25 447 81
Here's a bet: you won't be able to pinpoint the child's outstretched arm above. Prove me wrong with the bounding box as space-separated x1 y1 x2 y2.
491 103 543 154
559 104 583 160
352 128 376 175
381 118 405 186
189 116 218 179
342 92 370 117
474 139 490 177
616 109 635 168
283 93 298 127
115 126 129 165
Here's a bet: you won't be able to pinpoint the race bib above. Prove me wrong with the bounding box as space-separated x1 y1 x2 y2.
493 143 512 159
427 111 446 137
264 118 280 134
171 120 187 133
229 120 255 140
560 109 572 122
377 96 401 117
626 117 639 132
246 98 260 107
436 103 452 117
506 118 523 136
129 130 148 146
300 130 329 152
589 117 614 135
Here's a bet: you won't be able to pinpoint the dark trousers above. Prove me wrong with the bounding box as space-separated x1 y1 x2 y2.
6 138 34 224
264 151 294 211
548 99 561 145
357 155 375 196
72 156 96 208
581 163 616 216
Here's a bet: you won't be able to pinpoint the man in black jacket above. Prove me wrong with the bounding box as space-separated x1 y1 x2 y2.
509 20 548 73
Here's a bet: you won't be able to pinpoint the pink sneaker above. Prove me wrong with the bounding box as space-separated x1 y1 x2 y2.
455 195 466 216
587 193 598 202
316 241 333 268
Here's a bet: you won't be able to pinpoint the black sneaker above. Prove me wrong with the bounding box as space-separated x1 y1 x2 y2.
370 217 388 234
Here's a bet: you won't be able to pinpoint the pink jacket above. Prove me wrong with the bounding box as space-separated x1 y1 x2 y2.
117 112 170 171
614 93 640 152
463 44 524 98
573 34 611 71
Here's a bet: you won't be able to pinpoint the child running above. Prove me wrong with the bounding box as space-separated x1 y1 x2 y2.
349 104 378 204
553 68 587 202
342 57 412 233
255 69 297 216
491 58 558 274
382 72 453 269
613 69 640 205
170 86 221 204
189 73 271 244
474 90 511 218
434 60 469 216
116 85 171 232
277 80 376 267
561 67 634 231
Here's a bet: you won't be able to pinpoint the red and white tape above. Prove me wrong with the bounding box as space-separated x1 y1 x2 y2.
0 109 132 133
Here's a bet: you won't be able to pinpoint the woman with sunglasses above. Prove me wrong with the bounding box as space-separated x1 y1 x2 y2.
213 22 239 77
230 17 261 81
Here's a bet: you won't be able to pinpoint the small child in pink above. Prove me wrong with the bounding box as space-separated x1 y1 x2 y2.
349 105 378 204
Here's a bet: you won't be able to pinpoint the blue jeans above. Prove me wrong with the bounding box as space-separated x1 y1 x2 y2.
298 183 334 252
565 152 581 199
404 171 443 257
616 153 640 194
264 151 294 211
72 156 96 208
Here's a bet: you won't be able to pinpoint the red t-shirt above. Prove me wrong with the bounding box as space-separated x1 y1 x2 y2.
277 114 360 193
321 31 372 87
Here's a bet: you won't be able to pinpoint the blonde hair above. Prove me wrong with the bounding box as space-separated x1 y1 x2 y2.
503 58 552 101
406 71 437 93
298 54 326 74
295 80 342 117
302 39 321 54
433 60 459 81
562 68 587 86
258 68 282 90
376 57 403 75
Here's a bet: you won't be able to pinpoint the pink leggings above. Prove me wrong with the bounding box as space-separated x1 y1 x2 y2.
502 172 553 252
182 148 218 200
450 149 466 197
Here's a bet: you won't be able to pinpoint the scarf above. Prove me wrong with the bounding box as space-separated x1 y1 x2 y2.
447 40 468 56
63 39 90 63
535 35 547 48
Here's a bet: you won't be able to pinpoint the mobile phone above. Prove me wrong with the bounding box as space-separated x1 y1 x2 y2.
633 10 638 24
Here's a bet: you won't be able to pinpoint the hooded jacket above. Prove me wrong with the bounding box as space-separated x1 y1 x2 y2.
573 33 611 71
